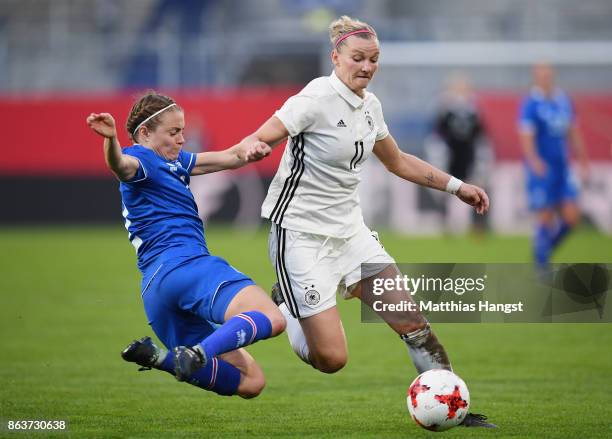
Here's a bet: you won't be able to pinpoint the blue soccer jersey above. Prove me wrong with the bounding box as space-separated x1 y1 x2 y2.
519 88 579 210
118 145 255 350
519 87 575 167
119 145 208 280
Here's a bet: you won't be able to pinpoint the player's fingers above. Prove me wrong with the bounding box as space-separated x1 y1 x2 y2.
479 189 490 213
256 141 270 152
472 192 481 208
478 199 487 214
261 144 272 156
251 142 271 159
472 194 482 214
246 147 261 161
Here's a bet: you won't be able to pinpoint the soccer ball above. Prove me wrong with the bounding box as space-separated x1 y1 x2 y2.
407 369 470 432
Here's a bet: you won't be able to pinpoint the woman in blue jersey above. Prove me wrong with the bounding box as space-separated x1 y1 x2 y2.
518 64 589 270
86 91 285 398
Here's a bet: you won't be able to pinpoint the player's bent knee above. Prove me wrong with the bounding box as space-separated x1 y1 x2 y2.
315 357 347 374
238 374 266 399
312 352 348 374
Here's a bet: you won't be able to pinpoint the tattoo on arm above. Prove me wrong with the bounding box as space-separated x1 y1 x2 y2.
425 172 435 186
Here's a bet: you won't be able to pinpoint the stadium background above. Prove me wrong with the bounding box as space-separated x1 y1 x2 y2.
1 1 611 438
2 0 611 231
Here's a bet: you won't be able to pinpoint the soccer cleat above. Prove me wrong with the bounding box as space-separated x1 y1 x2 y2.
121 336 161 371
461 413 497 428
173 346 207 381
271 282 284 306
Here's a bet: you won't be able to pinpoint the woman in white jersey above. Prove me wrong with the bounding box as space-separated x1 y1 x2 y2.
237 16 492 426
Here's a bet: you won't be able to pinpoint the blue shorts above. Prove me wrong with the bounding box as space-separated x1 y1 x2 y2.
525 164 579 211
141 255 254 349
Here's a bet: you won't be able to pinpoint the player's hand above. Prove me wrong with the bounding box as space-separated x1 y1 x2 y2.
456 183 490 215
529 158 547 176
87 113 117 139
244 141 272 162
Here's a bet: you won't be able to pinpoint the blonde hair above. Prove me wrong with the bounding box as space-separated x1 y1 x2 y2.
329 15 377 51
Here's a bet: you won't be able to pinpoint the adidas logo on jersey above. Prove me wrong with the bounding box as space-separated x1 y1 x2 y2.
337 119 347 127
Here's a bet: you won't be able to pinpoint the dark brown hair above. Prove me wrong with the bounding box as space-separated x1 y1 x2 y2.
126 91 181 142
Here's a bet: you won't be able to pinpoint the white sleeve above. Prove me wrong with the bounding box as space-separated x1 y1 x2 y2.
274 95 318 137
370 95 389 141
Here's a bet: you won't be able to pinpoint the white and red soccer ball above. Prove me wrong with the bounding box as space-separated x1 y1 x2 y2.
407 369 470 432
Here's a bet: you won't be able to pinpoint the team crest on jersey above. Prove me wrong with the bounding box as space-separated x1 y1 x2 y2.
365 114 374 131
304 289 320 306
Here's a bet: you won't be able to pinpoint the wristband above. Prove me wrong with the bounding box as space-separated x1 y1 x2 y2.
445 176 463 195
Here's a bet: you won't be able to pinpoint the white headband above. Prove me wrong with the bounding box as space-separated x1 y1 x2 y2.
132 103 177 136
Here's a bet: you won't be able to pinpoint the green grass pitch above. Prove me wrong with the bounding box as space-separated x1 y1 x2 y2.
1 226 611 438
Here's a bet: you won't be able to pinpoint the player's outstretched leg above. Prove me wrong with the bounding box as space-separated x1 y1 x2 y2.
121 337 265 398
174 285 286 381
399 324 452 373
353 264 452 372
533 208 555 271
534 222 552 268
355 265 496 428
352 265 496 428
550 200 579 254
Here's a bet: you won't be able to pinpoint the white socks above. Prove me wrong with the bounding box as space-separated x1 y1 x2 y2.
279 302 311 364
400 325 453 373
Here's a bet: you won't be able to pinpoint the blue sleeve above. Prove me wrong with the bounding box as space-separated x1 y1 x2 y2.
518 97 536 133
122 147 150 184
178 150 197 174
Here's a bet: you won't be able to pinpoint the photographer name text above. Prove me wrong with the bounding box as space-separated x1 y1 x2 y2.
372 300 524 314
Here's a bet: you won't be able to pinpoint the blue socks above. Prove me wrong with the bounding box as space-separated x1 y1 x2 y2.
157 351 175 374
534 220 572 266
154 351 241 396
147 311 272 396
550 220 570 249
196 311 272 361
189 357 241 396
534 224 551 266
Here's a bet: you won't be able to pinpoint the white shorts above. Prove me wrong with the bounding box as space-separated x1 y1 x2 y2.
268 223 395 318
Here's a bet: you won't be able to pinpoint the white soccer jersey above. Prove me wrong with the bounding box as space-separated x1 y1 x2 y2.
261 71 389 238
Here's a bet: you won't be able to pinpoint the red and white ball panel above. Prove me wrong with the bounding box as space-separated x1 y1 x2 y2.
407 369 470 432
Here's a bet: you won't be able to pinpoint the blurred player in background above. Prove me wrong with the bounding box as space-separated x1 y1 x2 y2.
86 91 284 399
518 63 589 270
231 16 493 427
434 73 491 234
